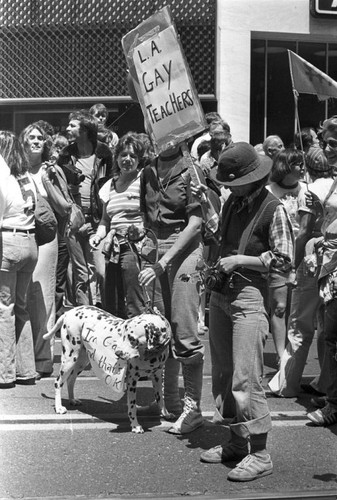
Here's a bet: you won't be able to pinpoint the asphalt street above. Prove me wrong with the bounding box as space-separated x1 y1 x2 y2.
1 332 337 500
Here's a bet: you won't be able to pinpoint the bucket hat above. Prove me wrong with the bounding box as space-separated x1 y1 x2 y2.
210 142 272 186
306 146 330 172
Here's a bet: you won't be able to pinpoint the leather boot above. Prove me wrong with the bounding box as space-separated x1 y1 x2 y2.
167 360 204 434
164 357 182 416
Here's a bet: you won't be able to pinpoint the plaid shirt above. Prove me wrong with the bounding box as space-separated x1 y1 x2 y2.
233 187 294 274
260 203 294 274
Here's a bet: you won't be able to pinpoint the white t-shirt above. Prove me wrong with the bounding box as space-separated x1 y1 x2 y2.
99 172 143 234
297 177 334 237
0 155 36 230
77 155 95 210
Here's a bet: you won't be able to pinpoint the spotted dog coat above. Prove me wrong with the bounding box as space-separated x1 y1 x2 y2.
43 306 172 433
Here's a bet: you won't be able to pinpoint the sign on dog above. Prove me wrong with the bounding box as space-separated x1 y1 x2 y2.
81 322 127 400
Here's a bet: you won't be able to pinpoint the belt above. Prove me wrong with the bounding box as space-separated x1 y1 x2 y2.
1 228 35 235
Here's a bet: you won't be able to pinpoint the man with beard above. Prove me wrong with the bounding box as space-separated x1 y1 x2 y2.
57 109 113 307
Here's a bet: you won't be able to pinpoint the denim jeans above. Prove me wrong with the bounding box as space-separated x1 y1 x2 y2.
209 275 272 438
66 230 105 306
105 243 146 318
269 261 328 396
27 235 58 374
323 299 337 407
148 233 204 364
0 231 38 383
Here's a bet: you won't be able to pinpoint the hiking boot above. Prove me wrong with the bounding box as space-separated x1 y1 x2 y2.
167 396 203 434
310 396 327 409
227 453 273 482
200 442 248 464
307 403 337 426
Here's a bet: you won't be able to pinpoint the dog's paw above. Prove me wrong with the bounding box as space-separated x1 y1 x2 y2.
69 398 82 407
55 405 67 414
131 425 145 434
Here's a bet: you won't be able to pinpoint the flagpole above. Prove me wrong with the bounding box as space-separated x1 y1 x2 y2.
288 50 308 186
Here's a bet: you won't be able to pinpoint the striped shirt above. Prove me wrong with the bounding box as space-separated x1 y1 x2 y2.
99 172 142 234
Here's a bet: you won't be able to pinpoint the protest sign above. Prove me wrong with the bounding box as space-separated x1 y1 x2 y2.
81 322 127 401
122 6 206 154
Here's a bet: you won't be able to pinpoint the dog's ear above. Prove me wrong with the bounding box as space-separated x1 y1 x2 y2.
145 318 171 352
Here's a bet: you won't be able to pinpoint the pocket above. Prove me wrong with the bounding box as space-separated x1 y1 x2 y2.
1 239 22 270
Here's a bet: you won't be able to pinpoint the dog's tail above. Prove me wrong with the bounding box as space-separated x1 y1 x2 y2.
43 314 65 341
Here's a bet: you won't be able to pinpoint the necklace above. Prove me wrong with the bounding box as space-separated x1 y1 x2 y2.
277 180 299 190
157 163 176 192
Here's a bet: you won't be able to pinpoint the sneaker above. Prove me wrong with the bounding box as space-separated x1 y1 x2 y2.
310 396 327 409
200 442 248 464
167 397 203 434
35 372 53 381
227 453 273 482
16 377 36 386
307 403 337 426
0 382 15 389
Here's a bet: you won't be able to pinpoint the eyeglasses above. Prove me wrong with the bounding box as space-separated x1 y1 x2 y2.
289 161 304 168
323 138 337 150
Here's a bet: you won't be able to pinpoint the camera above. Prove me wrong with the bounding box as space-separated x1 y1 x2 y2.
204 268 228 292
61 162 85 185
102 229 116 261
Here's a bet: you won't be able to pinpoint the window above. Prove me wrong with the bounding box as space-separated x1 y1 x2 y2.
250 40 337 147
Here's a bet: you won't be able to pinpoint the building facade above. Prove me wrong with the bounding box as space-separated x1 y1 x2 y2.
1 0 337 145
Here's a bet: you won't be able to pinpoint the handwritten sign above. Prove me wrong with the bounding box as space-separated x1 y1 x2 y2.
122 6 206 154
82 323 127 401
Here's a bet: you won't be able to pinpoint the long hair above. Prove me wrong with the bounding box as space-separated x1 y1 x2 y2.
19 123 51 163
270 148 303 183
68 109 98 149
0 130 30 177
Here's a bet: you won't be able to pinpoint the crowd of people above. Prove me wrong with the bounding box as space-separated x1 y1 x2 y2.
1 103 337 482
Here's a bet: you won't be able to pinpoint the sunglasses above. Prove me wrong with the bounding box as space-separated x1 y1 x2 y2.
323 138 337 150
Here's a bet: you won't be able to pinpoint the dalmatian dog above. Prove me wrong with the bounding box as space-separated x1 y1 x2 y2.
43 306 173 433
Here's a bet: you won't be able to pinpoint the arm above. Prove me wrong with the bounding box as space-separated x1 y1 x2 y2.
218 204 294 276
138 213 202 286
218 254 268 274
89 202 110 248
42 166 72 217
295 211 316 269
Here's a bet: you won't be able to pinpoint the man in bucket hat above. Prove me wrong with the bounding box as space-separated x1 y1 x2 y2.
199 142 294 481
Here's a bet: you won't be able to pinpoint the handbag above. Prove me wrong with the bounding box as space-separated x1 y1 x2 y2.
34 190 58 246
66 201 85 236
41 165 85 237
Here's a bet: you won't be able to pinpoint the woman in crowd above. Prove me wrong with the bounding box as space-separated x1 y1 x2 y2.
269 146 332 397
200 142 294 481
20 122 59 379
89 133 147 318
0 130 38 388
138 142 205 434
266 148 305 362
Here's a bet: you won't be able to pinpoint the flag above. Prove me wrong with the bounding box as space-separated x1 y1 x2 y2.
288 50 337 101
